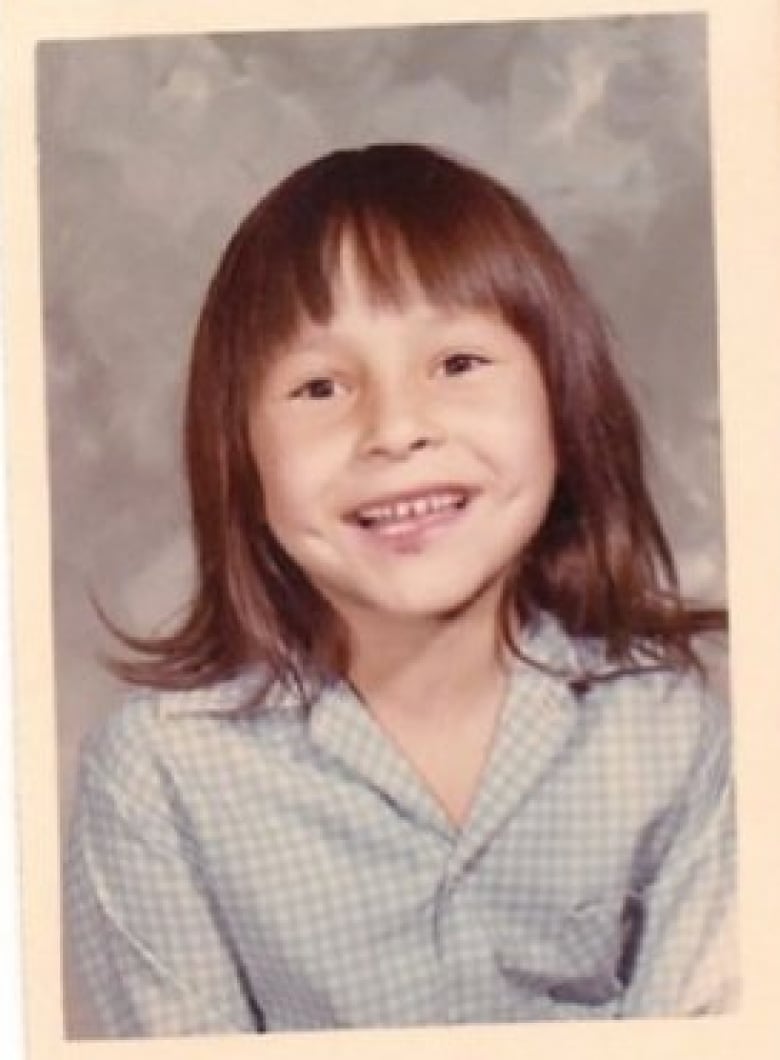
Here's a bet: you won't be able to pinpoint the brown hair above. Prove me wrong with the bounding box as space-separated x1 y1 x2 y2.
106 143 725 701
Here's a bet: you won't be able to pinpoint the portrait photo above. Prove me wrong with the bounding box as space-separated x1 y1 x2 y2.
2 1 780 1059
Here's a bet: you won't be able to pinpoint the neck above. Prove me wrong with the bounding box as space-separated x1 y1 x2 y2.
345 593 509 724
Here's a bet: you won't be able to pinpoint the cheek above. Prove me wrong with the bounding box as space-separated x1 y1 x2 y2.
249 430 295 532
257 462 306 530
253 440 335 540
486 390 556 472
518 378 556 466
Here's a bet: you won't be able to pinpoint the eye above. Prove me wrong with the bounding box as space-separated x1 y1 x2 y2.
440 350 491 376
289 376 346 400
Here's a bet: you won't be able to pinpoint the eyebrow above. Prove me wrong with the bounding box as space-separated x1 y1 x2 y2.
268 304 513 370
274 333 345 359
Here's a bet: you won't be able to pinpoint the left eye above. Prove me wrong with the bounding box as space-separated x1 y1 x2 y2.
440 351 490 376
290 377 345 400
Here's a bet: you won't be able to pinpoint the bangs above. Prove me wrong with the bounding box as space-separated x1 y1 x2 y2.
229 145 567 361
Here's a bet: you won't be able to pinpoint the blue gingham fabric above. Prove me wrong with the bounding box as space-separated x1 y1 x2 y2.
65 613 737 1036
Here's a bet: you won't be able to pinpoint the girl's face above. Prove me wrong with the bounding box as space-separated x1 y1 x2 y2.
248 246 556 639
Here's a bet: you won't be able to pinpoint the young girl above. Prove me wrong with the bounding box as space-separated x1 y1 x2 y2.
65 143 736 1035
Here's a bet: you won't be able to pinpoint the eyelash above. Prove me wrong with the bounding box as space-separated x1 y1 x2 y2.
440 351 491 375
289 377 346 400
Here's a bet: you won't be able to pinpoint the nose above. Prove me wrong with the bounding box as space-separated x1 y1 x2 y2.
359 378 443 459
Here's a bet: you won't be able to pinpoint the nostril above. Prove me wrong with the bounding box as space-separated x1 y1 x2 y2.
359 386 445 458
361 418 443 459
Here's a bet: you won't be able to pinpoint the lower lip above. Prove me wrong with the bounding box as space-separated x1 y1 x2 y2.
350 500 470 554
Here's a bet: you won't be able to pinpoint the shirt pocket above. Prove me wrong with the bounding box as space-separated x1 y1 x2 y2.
495 891 644 1007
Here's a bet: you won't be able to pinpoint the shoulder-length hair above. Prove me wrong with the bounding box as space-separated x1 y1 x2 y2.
106 142 725 701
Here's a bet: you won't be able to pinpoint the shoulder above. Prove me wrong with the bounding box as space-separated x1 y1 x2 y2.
528 611 731 774
600 665 728 752
581 661 731 815
77 673 304 801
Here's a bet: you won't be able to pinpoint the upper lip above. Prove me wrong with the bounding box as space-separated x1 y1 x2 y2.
346 484 474 525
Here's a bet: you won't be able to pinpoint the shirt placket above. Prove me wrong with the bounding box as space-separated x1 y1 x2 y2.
429 667 580 1021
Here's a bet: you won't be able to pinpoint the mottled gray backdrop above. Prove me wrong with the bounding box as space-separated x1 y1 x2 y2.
36 15 725 1037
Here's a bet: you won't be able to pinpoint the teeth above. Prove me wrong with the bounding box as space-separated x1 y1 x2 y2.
356 491 464 527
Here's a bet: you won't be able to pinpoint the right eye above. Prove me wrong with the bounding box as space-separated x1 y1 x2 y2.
289 376 345 400
439 350 492 376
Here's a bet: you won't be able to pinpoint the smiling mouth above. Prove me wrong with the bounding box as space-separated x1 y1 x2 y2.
349 488 470 536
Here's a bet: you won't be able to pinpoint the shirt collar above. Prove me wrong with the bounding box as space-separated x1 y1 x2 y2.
307 681 457 837
156 669 304 719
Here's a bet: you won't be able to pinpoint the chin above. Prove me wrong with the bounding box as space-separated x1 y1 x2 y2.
345 577 506 626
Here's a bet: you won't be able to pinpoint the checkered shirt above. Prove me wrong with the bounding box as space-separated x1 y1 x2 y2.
65 613 737 1036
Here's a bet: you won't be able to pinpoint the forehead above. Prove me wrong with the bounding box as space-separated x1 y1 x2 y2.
276 292 524 375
